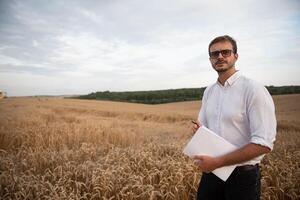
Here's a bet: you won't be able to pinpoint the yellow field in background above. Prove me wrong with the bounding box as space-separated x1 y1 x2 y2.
0 95 299 199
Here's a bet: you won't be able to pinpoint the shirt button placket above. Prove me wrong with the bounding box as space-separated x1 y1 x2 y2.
217 87 225 134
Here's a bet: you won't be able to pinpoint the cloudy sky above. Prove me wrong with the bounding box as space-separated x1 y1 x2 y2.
0 0 299 96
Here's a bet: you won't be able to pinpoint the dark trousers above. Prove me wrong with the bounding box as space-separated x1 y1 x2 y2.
197 164 261 200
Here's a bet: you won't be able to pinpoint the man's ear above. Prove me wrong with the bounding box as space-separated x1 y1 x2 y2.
234 53 239 60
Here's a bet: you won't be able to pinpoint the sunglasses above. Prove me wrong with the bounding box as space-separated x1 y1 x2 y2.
209 49 233 59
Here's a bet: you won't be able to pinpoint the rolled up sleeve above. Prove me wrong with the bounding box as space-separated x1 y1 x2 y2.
247 84 277 150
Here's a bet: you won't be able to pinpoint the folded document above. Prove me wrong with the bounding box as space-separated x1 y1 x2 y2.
183 126 238 181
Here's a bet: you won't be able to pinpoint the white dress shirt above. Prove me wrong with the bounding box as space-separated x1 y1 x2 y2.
198 71 277 165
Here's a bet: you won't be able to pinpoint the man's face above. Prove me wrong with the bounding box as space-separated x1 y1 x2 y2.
209 41 238 73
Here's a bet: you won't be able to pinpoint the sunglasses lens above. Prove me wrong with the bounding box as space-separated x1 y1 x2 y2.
222 50 231 57
210 51 220 58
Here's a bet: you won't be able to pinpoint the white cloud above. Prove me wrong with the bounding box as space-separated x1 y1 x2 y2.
0 0 299 96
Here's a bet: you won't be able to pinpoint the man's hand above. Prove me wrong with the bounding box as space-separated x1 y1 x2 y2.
193 155 222 173
191 120 201 135
192 143 271 173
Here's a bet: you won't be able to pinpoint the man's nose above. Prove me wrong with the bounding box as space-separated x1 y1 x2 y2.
216 52 224 58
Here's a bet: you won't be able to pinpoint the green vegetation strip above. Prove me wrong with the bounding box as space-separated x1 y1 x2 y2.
75 86 300 104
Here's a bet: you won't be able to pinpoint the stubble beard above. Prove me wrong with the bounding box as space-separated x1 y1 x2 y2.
213 62 234 73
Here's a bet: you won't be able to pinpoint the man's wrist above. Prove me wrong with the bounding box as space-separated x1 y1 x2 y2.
215 156 226 168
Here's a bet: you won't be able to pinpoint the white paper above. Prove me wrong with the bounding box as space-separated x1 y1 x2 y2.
183 126 238 181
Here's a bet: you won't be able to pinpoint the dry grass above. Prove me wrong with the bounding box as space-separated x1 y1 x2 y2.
0 94 299 200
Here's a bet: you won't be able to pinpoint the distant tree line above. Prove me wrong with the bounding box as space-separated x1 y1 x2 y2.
75 85 300 104
266 85 300 95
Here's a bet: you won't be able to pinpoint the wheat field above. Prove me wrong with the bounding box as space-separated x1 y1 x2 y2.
0 95 299 200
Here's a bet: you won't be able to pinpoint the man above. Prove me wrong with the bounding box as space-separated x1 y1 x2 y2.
191 35 277 200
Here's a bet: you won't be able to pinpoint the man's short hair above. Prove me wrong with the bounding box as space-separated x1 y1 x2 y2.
208 35 237 55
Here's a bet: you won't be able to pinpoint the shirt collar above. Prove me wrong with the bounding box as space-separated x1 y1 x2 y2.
217 70 241 87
